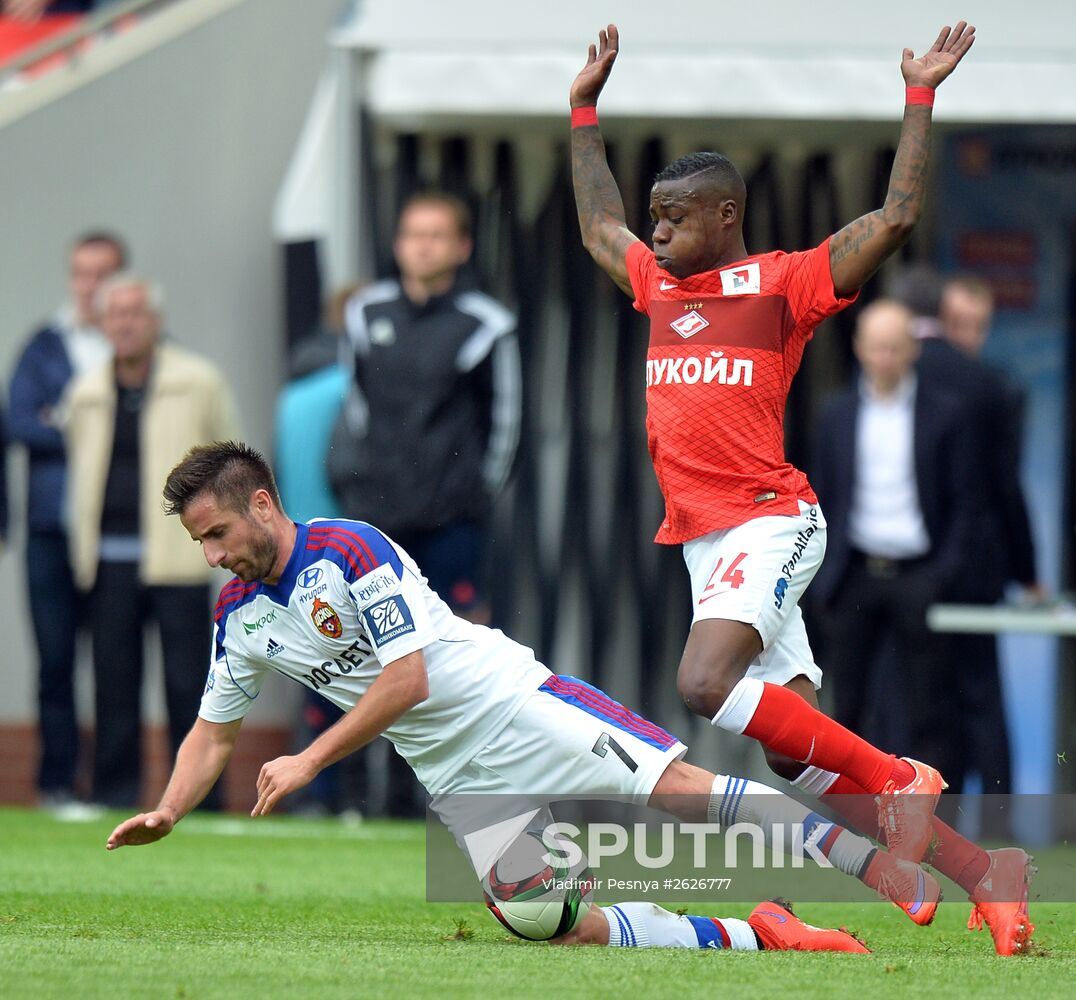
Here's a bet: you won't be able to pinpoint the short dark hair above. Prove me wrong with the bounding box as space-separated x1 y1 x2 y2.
73 230 128 268
883 262 944 319
163 441 282 518
399 191 472 239
654 152 746 202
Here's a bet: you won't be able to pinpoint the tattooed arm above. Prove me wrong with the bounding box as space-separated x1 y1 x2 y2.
829 22 975 297
570 24 639 297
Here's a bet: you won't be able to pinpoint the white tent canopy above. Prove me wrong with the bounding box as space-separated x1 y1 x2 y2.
277 0 1076 285
332 0 1076 123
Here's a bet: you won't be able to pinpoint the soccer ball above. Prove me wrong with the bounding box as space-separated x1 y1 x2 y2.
483 829 594 941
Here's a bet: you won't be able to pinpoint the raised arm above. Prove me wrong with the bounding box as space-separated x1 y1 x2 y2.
829 22 975 297
570 24 639 297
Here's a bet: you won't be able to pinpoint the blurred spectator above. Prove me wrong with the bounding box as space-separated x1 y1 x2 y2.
917 274 1039 803
329 191 521 816
0 1 89 65
1 2 126 76
934 274 1038 601
810 299 975 776
0 404 8 543
275 286 352 526
7 230 123 812
884 262 945 339
274 287 351 816
331 193 521 622
2 1 94 21
63 274 239 808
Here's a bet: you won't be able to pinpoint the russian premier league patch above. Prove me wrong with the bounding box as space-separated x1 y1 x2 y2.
362 595 415 647
719 262 760 295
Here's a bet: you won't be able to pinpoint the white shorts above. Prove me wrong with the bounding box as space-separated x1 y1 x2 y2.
682 500 826 690
432 676 687 877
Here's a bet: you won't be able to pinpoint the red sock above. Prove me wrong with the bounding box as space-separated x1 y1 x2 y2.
741 682 913 794
821 774 882 837
822 777 989 894
925 818 991 893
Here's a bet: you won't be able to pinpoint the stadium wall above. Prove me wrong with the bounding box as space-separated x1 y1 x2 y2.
0 0 346 804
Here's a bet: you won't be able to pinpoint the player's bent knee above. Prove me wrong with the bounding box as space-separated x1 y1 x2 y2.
676 663 736 718
764 747 806 782
676 627 757 719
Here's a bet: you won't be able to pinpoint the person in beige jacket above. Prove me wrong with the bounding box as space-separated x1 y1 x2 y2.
64 273 240 807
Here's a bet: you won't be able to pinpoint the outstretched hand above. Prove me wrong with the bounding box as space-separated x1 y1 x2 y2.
901 22 975 89
570 24 619 109
106 810 176 850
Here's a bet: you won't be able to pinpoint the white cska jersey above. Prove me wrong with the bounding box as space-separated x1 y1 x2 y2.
199 519 551 790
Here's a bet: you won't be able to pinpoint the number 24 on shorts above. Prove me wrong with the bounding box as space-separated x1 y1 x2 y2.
700 551 748 602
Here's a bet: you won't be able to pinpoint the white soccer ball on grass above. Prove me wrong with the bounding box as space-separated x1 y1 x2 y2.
482 829 594 941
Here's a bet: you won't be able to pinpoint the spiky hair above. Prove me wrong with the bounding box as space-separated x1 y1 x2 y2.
654 152 745 201
162 441 282 517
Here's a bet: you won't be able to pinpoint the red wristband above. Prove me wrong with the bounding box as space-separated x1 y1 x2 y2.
905 86 935 107
571 106 599 128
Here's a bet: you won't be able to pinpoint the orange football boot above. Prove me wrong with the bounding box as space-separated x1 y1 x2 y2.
747 899 870 954
876 757 946 862
861 850 941 926
968 848 1037 956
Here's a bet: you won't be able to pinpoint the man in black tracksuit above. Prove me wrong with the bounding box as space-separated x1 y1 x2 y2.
329 191 522 814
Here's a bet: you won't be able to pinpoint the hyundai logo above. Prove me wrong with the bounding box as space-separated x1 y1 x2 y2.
298 567 323 589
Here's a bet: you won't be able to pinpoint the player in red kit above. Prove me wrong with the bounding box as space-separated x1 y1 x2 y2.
569 24 1034 956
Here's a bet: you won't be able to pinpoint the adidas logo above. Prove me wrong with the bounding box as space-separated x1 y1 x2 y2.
266 637 285 660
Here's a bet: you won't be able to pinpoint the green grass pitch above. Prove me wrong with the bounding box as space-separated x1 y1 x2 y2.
0 807 1071 999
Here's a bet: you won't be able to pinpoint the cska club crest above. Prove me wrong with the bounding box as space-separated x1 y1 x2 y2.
310 597 343 639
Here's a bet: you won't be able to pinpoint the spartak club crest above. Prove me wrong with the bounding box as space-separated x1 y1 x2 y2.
310 597 343 639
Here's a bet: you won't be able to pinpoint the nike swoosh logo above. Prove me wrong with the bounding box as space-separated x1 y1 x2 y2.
660 279 678 290
908 869 925 915
760 910 788 924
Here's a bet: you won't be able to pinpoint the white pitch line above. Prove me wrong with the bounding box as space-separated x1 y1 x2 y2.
178 816 426 841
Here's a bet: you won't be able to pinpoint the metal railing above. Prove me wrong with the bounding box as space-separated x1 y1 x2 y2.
0 0 175 82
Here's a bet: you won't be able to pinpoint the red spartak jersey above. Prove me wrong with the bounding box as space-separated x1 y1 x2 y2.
626 239 857 545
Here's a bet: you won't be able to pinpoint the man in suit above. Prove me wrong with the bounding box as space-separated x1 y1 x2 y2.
934 276 1039 604
909 275 1039 807
810 299 975 780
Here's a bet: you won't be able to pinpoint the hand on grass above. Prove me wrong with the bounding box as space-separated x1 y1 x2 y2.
106 810 176 850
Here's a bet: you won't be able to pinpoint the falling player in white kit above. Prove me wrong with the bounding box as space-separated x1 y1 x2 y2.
106 442 942 953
